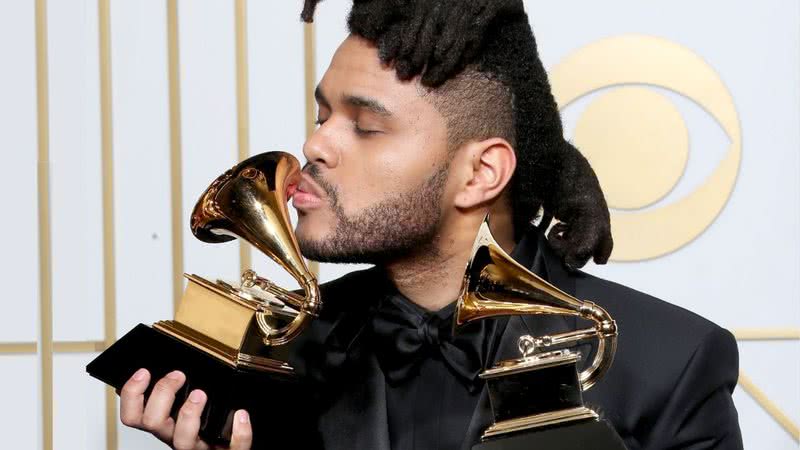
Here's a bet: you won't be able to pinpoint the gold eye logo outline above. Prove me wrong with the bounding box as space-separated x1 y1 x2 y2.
550 34 742 262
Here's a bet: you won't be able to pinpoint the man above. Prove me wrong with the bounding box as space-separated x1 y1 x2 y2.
118 1 743 449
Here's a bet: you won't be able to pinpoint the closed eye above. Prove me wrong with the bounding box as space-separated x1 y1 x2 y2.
354 122 381 136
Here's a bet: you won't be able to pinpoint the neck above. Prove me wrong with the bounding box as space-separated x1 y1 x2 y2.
383 208 515 312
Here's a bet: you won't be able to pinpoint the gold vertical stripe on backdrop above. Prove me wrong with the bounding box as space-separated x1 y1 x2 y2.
34 0 53 449
167 0 184 315
303 22 319 277
303 22 316 139
98 0 118 449
235 0 252 273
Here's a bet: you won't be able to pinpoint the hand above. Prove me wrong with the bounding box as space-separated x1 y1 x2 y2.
119 368 253 450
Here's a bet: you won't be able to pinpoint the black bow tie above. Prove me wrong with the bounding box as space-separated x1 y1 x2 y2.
369 294 491 391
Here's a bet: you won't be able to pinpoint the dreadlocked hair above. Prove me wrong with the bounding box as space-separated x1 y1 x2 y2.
301 0 613 269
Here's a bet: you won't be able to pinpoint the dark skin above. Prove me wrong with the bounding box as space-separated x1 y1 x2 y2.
119 34 517 449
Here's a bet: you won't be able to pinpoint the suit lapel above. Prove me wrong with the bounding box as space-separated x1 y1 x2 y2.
310 267 391 450
459 387 492 450
317 353 390 450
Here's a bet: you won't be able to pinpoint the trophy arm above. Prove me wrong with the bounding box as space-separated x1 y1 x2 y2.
578 301 618 390
256 276 321 346
523 301 617 391
241 269 305 310
580 332 617 390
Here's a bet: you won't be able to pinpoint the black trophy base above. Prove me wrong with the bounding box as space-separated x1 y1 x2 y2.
86 324 318 449
485 354 585 423
474 418 627 450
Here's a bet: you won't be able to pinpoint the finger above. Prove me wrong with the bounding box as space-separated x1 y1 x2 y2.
141 370 185 439
119 368 150 428
172 389 208 450
228 410 253 450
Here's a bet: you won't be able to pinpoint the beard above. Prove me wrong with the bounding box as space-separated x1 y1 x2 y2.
298 163 449 265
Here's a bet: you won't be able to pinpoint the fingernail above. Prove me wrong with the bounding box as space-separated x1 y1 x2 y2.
166 370 183 381
132 368 147 381
237 410 249 424
188 389 205 404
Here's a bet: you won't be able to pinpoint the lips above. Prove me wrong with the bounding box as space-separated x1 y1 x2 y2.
291 173 326 209
286 183 298 200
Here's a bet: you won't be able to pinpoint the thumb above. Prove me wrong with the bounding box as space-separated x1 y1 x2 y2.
227 410 253 450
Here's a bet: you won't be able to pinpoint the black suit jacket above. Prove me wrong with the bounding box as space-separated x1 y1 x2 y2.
288 230 744 450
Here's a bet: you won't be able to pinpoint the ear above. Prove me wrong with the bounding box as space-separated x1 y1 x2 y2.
454 138 516 209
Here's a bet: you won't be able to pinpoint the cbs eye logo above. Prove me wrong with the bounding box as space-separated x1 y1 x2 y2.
550 34 742 262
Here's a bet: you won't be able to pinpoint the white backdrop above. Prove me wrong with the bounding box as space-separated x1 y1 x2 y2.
0 0 797 449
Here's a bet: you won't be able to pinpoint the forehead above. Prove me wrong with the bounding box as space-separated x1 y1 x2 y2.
319 35 436 118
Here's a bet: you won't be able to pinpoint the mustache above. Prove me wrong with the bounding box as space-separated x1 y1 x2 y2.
302 163 338 201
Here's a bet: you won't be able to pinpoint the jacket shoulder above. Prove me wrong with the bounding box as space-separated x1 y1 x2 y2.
575 270 741 446
572 269 737 378
573 269 727 343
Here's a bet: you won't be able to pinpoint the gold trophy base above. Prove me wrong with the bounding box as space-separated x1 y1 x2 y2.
482 406 599 439
86 273 311 446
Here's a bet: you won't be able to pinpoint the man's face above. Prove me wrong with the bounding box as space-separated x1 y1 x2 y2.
293 35 453 264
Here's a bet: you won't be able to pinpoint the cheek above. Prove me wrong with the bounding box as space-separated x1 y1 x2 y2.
339 137 443 212
336 162 396 213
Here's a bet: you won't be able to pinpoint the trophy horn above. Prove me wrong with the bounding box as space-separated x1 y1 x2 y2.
190 151 320 346
455 216 617 390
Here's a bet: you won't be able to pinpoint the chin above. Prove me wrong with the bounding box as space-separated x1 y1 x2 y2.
294 213 331 245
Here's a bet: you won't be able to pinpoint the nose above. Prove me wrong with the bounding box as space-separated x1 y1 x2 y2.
302 122 340 169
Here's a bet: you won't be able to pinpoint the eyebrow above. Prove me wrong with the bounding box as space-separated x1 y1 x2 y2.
314 85 392 118
342 94 392 117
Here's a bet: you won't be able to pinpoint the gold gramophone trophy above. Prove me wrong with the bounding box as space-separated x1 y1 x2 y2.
87 152 320 446
455 218 627 449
